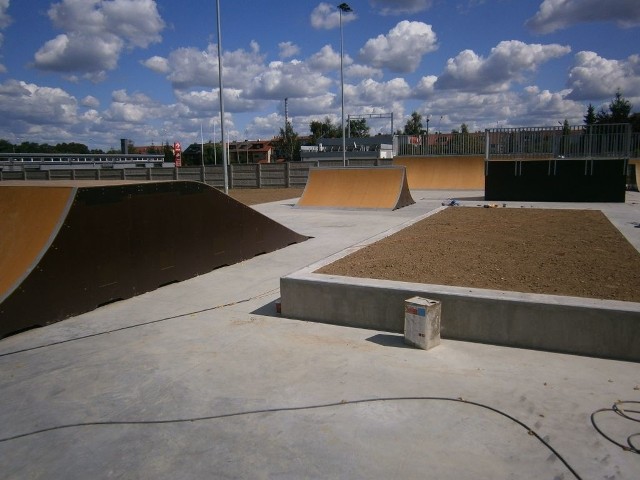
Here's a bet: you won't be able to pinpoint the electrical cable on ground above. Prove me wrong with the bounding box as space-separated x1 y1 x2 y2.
0 396 583 480
0 288 280 358
590 401 640 454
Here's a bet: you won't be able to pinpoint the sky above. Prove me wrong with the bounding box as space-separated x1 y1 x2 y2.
0 0 639 151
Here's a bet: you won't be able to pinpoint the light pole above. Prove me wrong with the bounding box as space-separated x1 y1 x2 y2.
338 3 352 167
216 0 229 193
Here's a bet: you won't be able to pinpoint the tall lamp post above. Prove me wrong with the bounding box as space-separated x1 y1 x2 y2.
338 3 352 167
216 0 229 193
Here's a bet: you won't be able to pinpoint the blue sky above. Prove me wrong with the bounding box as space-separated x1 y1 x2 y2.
0 0 638 150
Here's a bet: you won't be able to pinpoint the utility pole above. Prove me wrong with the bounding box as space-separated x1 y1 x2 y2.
216 0 228 193
338 3 352 167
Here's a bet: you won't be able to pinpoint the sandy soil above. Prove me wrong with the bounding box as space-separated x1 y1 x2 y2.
230 188 640 302
319 207 640 302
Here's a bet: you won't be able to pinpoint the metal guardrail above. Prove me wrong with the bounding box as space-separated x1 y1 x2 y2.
485 124 632 160
394 126 639 158
395 132 486 156
0 152 165 164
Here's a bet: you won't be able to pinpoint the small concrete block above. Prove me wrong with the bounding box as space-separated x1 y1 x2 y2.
404 296 441 350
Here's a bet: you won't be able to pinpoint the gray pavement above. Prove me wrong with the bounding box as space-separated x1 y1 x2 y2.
1 189 639 479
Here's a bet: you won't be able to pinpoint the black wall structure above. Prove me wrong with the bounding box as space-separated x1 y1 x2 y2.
483 124 631 203
485 158 627 202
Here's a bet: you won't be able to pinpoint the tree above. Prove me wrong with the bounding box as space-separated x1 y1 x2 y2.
584 103 597 126
309 117 340 142
348 118 370 138
274 121 301 161
596 90 632 124
0 139 13 152
403 111 423 135
163 141 174 163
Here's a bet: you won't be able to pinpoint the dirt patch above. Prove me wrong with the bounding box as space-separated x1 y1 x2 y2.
229 188 304 205
317 207 640 303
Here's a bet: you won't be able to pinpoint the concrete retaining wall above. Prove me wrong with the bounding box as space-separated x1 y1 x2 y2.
281 270 640 363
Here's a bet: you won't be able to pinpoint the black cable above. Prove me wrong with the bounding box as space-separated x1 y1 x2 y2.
0 288 279 358
0 396 583 480
591 401 640 454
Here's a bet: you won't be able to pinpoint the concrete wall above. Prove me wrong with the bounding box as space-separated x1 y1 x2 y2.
281 272 640 362
0 160 392 189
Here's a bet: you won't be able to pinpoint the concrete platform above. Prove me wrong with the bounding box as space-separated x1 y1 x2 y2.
281 204 640 362
1 189 639 479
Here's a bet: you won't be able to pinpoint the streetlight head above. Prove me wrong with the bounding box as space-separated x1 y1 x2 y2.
338 3 352 12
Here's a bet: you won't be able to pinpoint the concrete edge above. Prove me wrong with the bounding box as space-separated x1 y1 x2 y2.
280 205 640 362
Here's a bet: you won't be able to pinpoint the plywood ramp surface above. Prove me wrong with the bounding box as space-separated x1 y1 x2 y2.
394 156 485 189
0 186 75 301
0 181 308 338
297 167 415 210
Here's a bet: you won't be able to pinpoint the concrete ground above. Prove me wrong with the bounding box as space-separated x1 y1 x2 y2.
1 189 639 479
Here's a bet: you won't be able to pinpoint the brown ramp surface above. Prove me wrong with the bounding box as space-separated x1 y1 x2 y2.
296 166 415 210
393 155 485 190
0 180 308 338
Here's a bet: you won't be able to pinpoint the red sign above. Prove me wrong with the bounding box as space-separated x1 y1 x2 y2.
174 141 182 167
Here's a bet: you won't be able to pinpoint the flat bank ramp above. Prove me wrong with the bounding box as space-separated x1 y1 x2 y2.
393 156 485 189
296 167 415 210
0 181 308 338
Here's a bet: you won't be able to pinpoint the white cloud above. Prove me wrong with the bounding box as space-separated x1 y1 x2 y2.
154 43 265 91
103 89 163 123
0 79 78 125
414 75 438 98
436 40 571 93
246 60 333 100
0 0 12 72
81 95 100 108
0 0 11 28
350 78 412 106
311 2 356 30
33 0 164 77
567 51 640 101
278 41 300 59
420 87 586 131
359 21 438 73
34 33 122 73
526 0 640 34
369 0 433 15
346 64 383 80
141 55 170 74
307 45 346 72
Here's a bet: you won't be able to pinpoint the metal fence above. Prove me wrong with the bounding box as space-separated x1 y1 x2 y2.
0 159 392 189
395 132 486 156
485 124 633 160
395 127 639 158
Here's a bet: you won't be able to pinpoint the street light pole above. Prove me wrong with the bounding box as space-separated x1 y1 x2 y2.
338 3 352 167
216 0 229 193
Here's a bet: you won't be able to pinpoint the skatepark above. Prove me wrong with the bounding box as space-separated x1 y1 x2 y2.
1 164 639 478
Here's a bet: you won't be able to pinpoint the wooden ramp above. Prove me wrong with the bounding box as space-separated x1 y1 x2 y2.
393 155 485 189
0 181 308 338
296 166 415 210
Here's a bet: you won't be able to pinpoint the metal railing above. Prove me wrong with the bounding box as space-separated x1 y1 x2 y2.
395 132 486 156
485 124 632 160
0 152 165 164
395 127 639 158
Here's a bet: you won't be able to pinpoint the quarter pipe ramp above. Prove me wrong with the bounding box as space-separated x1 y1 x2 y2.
0 181 308 338
296 167 415 210
393 156 485 190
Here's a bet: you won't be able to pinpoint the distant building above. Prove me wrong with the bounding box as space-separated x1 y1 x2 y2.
229 140 275 164
299 135 395 162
